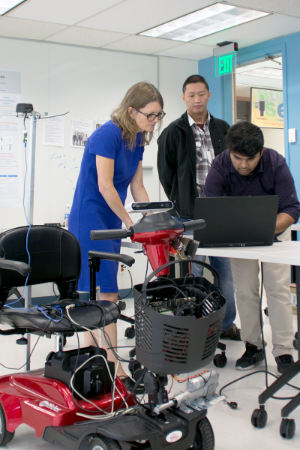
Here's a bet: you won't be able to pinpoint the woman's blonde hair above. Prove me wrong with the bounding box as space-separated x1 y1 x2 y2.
111 81 164 150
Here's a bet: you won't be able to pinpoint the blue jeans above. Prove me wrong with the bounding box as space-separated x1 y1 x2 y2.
191 254 236 332
179 218 236 331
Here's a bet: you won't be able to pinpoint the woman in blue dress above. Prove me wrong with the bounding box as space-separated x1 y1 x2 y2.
69 82 165 388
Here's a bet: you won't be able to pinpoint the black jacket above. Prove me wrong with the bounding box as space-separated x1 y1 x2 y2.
157 111 230 219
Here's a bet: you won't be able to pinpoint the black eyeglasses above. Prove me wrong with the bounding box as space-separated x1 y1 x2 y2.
135 109 166 122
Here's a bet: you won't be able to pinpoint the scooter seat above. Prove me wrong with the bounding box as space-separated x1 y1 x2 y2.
0 299 120 334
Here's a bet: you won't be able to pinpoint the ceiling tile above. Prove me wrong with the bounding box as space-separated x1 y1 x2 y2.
228 0 300 14
7 0 125 25
0 16 66 39
102 35 182 54
192 14 300 48
155 43 214 61
45 26 129 47
79 0 214 34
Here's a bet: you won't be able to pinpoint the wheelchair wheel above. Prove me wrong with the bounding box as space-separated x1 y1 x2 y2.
0 404 14 446
192 417 214 450
87 435 121 450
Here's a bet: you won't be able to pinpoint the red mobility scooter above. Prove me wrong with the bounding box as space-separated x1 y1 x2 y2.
0 211 226 450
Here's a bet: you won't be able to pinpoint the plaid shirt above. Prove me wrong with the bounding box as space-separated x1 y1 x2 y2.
188 112 215 197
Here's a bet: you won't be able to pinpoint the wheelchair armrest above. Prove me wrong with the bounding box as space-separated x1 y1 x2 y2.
88 251 135 267
0 258 31 277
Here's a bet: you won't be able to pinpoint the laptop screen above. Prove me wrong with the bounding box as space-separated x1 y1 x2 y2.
194 196 278 247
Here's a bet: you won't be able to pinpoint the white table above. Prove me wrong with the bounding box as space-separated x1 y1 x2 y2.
196 241 300 420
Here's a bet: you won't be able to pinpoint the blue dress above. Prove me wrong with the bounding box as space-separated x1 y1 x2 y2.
69 120 144 293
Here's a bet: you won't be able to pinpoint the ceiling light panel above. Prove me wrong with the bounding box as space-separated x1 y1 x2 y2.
239 67 282 79
139 3 269 42
0 0 26 15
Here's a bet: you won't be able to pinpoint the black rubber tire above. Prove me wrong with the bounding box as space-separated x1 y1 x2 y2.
125 326 135 339
192 417 215 450
251 408 268 428
280 418 296 439
0 404 15 446
87 435 122 450
213 353 227 368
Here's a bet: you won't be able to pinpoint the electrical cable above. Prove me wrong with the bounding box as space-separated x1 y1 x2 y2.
118 267 133 300
219 261 299 403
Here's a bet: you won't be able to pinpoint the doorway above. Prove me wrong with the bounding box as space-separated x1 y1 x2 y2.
235 56 284 156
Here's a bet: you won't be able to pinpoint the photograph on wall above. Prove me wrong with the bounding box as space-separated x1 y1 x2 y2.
94 117 110 130
251 88 284 129
70 118 93 148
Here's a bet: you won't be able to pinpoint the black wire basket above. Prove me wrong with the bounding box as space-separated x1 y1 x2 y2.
134 260 226 375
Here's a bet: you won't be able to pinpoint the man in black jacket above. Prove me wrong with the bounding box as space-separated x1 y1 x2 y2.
157 74 239 339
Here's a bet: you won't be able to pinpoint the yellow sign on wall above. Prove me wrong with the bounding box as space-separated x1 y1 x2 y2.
251 88 283 129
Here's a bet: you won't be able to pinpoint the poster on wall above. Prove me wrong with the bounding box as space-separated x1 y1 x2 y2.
0 69 22 208
42 116 65 147
251 88 284 129
70 118 93 148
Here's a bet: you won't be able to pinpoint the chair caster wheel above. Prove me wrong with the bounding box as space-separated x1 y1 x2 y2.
213 353 227 368
125 325 135 339
251 408 268 428
293 332 298 350
264 307 269 317
280 418 295 439
118 300 126 311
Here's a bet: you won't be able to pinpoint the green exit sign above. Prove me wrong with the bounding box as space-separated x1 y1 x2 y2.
214 52 236 77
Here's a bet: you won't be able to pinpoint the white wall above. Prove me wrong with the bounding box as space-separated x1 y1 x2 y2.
0 37 198 295
262 128 284 156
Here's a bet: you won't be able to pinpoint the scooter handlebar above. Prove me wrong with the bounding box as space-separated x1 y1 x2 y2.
183 219 206 232
90 229 133 240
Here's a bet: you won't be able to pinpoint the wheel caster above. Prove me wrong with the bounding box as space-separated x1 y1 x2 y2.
125 325 135 339
118 300 126 311
0 404 15 445
213 353 227 368
293 332 298 350
251 408 268 428
264 307 269 317
280 418 295 439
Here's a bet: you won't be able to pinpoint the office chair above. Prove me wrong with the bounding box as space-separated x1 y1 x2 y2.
0 225 122 338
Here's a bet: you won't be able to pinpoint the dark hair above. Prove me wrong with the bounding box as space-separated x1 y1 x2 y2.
182 75 209 93
226 122 264 157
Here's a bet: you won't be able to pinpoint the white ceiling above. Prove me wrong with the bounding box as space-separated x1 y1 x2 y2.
0 0 300 60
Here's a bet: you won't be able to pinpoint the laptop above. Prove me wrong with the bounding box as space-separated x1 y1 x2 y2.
194 196 279 247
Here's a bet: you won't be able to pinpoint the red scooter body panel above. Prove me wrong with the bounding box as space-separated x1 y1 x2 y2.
0 370 133 438
132 229 184 276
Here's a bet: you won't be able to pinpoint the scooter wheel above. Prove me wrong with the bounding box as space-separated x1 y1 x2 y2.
0 404 15 446
213 353 227 368
280 418 295 439
192 417 214 450
87 435 121 450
